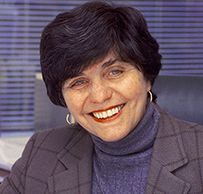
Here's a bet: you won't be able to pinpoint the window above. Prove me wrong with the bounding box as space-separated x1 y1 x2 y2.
0 0 203 131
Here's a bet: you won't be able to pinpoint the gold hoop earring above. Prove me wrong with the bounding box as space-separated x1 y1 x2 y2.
66 114 76 125
147 91 153 104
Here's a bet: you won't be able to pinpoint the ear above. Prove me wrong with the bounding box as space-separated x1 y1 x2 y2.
147 80 151 92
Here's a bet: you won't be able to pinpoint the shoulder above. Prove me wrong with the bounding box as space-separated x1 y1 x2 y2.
157 103 203 132
0 125 91 193
157 103 203 159
21 124 92 171
148 105 203 193
30 124 86 151
16 124 89 171
156 103 203 157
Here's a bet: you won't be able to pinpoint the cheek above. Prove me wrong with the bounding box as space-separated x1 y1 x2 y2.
120 78 146 100
63 92 84 114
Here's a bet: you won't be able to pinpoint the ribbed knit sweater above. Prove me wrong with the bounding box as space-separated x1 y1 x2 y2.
91 102 160 194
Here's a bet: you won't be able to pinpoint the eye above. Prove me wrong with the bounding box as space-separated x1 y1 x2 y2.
104 66 125 80
70 79 88 89
109 69 123 76
71 79 87 88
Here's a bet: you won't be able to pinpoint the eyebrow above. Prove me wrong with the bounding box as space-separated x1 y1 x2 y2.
102 59 118 69
71 58 119 80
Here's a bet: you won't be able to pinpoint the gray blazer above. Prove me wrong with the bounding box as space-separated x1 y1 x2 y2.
0 105 203 194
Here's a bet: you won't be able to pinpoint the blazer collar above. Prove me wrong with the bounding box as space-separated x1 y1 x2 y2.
47 128 94 194
146 105 191 194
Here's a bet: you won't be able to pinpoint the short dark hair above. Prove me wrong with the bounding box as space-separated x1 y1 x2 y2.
40 1 162 107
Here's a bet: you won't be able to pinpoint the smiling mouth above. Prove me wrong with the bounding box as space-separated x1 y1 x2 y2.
90 104 125 119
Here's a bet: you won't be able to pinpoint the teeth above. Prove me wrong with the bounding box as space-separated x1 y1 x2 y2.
92 104 124 119
103 112 107 118
107 110 111 117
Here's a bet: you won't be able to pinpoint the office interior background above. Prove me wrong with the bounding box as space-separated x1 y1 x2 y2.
0 0 203 132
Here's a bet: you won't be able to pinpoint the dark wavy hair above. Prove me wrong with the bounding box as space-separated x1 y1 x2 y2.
40 1 162 107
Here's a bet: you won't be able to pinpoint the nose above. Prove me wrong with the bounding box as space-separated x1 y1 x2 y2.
88 80 112 104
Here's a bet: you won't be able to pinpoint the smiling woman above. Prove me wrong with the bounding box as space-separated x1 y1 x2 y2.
1 1 203 194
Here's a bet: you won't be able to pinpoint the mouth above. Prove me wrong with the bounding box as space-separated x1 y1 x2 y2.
89 104 125 121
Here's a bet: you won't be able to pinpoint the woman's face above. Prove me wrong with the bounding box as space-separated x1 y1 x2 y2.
62 53 151 142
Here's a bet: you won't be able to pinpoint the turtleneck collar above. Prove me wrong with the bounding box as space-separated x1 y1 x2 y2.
90 102 160 156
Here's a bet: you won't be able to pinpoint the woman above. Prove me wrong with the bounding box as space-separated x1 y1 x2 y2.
1 1 203 194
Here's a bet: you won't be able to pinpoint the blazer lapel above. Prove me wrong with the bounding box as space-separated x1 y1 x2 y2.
146 106 191 194
47 128 94 194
